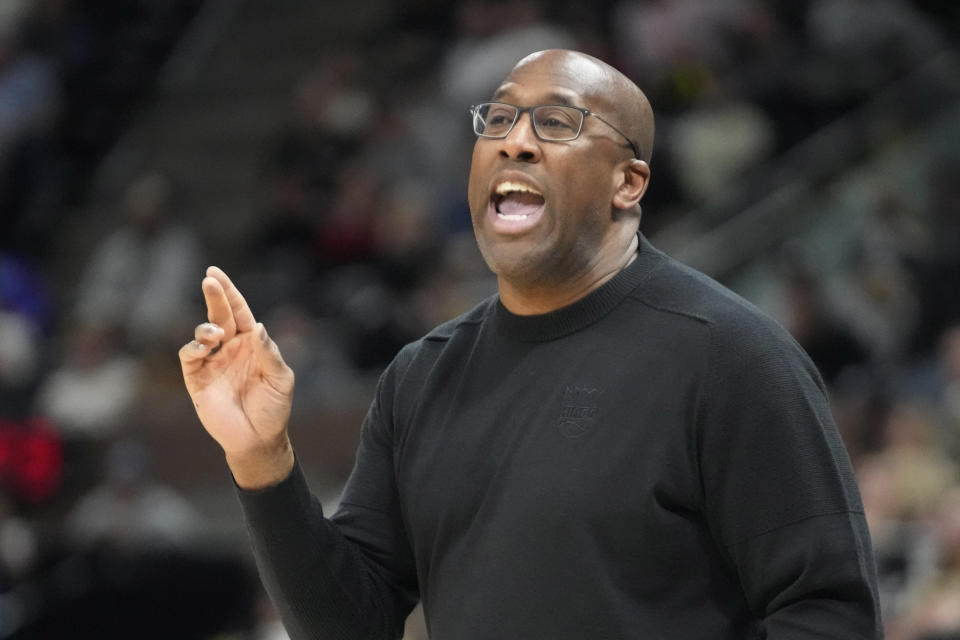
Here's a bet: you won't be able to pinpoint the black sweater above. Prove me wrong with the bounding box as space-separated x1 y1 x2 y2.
238 234 882 639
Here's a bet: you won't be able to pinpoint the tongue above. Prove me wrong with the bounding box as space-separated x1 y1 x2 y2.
498 192 544 216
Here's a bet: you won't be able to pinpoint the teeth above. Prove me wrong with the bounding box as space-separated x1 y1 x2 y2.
497 213 529 220
494 181 541 196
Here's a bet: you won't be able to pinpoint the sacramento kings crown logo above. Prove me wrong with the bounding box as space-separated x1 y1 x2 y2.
557 386 602 439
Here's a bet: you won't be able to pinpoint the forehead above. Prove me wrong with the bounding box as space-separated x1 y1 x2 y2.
492 54 613 108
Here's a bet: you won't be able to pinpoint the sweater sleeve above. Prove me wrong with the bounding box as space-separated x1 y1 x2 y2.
697 317 883 639
236 357 419 640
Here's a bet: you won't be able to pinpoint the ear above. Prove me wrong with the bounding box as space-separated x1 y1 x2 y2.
612 159 650 211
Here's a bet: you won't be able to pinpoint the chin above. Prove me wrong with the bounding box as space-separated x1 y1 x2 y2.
489 248 557 286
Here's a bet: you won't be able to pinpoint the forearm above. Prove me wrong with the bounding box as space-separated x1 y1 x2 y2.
237 460 412 640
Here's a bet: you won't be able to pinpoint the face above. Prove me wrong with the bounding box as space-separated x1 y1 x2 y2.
467 51 640 289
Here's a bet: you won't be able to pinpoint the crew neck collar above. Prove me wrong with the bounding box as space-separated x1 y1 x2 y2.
493 233 659 342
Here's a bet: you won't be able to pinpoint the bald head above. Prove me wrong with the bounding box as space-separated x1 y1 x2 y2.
504 49 655 164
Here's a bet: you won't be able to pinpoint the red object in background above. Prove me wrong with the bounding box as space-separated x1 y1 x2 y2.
0 417 62 504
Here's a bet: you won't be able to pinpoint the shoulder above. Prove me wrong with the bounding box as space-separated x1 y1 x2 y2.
420 294 494 343
630 243 766 329
632 242 816 379
380 294 496 386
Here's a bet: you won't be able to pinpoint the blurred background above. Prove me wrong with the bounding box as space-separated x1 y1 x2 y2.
0 0 958 638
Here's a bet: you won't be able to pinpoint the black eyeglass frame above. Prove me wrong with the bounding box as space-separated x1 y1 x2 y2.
470 101 641 160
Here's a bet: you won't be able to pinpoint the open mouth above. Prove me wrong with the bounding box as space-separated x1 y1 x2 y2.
493 181 545 220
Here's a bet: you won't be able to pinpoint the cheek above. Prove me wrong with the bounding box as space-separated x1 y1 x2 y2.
560 169 607 213
467 144 490 214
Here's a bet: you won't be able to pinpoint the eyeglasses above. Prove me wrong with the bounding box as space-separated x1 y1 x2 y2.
470 101 640 160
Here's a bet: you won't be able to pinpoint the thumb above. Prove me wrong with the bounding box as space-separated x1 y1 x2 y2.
254 322 294 392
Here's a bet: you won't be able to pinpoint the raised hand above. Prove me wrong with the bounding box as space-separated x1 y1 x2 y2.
179 266 295 488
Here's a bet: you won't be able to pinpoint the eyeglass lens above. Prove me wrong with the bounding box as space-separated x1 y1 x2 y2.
474 103 584 141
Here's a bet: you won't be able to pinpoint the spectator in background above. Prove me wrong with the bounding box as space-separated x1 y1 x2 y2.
73 170 201 351
828 245 920 365
265 53 373 212
875 402 957 525
372 179 445 294
34 324 141 441
0 488 40 585
858 398 959 633
313 159 383 272
858 452 922 622
41 439 257 640
66 438 202 550
329 179 447 371
246 55 378 314
932 324 960 438
804 0 944 102
612 0 776 103
0 251 54 414
0 0 61 255
440 0 575 109
861 191 931 273
0 309 41 413
33 323 142 505
777 262 870 385
887 488 960 640
668 77 776 205
913 159 960 354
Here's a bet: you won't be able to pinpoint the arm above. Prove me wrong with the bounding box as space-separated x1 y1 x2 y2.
238 368 419 640
698 320 883 638
179 267 416 639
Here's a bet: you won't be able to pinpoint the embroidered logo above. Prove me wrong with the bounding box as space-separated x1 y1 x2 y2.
557 386 602 438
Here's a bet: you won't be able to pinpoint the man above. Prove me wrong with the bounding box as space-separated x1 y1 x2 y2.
180 50 882 639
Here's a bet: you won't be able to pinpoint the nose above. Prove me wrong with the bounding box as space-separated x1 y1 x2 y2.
498 112 541 162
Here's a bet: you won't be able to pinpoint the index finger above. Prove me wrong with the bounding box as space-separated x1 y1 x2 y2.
205 266 256 334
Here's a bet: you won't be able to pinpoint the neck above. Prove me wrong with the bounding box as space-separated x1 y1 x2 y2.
498 233 639 315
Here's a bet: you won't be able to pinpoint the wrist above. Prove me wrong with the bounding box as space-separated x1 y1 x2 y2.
226 437 295 490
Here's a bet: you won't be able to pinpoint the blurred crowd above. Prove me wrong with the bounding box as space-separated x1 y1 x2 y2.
0 0 958 638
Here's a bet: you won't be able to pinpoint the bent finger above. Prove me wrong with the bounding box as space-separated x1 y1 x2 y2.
194 322 225 349
179 339 211 380
206 266 256 333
